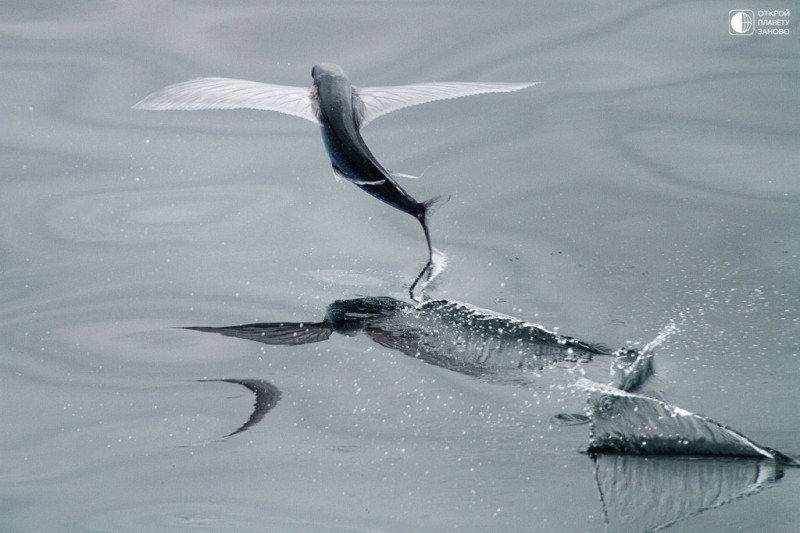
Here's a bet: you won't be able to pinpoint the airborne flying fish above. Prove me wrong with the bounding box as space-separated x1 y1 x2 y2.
134 63 537 296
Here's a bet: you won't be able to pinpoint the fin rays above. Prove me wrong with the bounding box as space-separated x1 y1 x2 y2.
354 81 539 128
133 77 320 124
133 74 538 130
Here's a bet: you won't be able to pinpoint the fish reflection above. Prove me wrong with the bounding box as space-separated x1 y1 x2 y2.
187 295 611 377
593 454 783 532
199 378 281 438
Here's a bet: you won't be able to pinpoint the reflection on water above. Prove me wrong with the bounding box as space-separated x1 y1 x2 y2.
193 294 797 531
594 455 782 532
198 379 281 438
46 185 295 244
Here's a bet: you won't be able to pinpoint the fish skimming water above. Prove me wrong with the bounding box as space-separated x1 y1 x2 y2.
185 295 608 376
134 63 537 297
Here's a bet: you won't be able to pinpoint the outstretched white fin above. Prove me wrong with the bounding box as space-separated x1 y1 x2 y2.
134 74 538 130
389 171 421 180
332 165 383 185
353 81 539 128
133 77 320 124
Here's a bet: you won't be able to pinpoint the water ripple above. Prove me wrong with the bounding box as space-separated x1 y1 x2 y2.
46 184 296 244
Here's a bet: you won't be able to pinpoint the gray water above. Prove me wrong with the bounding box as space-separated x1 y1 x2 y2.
2 1 799 531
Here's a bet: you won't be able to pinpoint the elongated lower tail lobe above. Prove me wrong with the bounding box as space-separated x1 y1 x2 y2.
418 195 450 261
409 195 450 301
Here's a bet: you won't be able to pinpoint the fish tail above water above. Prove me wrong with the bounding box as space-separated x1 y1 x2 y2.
418 194 450 259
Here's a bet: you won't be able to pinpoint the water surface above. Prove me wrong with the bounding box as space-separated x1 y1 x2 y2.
1 1 798 531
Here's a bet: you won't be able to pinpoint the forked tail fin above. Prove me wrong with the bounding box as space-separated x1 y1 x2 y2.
422 194 450 222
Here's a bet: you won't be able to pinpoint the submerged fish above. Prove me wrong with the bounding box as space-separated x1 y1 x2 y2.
186 295 608 376
134 63 537 296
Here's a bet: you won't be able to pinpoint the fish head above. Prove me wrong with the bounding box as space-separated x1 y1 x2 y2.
312 63 347 82
311 63 353 114
324 296 408 333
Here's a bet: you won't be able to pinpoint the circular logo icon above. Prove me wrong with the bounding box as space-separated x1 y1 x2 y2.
730 10 754 35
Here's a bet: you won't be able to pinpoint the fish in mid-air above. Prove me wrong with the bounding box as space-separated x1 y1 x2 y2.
134 63 537 292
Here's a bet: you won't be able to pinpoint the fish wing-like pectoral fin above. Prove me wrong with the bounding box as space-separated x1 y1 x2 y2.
389 171 421 180
353 81 540 128
184 321 333 345
133 77 320 124
332 165 384 185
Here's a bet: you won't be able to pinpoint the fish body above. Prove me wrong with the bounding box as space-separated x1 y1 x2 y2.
405 299 607 371
310 64 441 257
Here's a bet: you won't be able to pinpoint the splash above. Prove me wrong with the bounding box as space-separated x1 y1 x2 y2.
641 321 678 355
411 247 448 301
428 248 449 284
610 322 676 392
